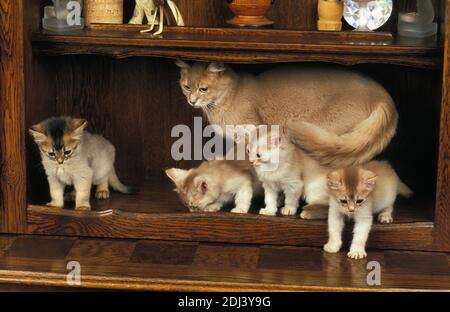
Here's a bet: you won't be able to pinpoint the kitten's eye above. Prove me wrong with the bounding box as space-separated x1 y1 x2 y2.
64 150 72 156
183 85 190 91
356 199 364 204
340 199 348 204
256 153 261 158
199 87 208 93
48 152 56 158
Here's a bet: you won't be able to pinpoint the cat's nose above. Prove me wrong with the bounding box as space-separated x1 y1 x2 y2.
57 158 64 164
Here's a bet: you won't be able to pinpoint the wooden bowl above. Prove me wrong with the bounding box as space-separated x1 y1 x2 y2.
227 0 274 27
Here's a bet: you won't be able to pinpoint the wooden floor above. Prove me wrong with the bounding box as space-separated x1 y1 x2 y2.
0 234 449 291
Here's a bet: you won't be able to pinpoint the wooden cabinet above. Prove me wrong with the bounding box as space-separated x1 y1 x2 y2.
1 0 449 251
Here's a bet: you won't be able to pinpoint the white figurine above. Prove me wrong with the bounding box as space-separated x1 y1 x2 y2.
129 0 184 36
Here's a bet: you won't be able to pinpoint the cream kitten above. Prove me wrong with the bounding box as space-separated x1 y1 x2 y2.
176 61 398 168
247 126 330 218
324 161 412 259
29 117 138 210
165 160 261 213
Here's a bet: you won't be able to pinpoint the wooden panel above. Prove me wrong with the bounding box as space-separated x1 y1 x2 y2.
0 236 449 291
26 182 437 250
435 0 450 250
31 26 443 68
0 0 27 232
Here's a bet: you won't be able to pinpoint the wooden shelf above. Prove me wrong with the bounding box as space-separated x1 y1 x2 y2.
27 182 436 251
30 25 443 68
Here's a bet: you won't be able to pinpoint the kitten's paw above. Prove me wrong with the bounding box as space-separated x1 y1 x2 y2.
323 242 341 253
300 210 314 219
204 204 222 212
280 206 297 216
75 206 91 211
231 207 248 214
347 249 367 260
378 213 393 224
95 190 110 200
259 208 277 216
46 201 64 208
75 202 91 211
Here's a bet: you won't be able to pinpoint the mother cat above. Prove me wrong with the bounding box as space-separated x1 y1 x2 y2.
175 61 398 168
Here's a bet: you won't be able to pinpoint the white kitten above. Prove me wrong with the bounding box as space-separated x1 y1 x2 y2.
247 126 330 218
324 161 412 259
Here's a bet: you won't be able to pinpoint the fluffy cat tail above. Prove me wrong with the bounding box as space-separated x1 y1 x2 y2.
287 101 398 168
109 169 139 195
398 180 413 198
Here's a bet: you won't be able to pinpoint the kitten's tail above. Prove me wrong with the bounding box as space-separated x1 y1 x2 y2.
109 169 139 195
287 100 398 168
398 180 413 198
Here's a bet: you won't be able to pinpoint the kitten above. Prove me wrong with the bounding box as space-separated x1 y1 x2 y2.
165 160 261 213
29 117 138 210
247 127 329 218
175 61 398 168
324 161 412 259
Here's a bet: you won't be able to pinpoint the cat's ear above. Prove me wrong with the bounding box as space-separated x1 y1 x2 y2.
175 59 190 70
165 168 190 186
327 170 343 190
70 118 87 141
29 124 47 144
360 169 378 192
196 179 208 194
207 62 225 74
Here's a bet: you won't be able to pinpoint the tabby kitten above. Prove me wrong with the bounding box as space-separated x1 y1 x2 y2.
29 117 137 210
176 61 398 168
165 160 261 213
324 161 412 259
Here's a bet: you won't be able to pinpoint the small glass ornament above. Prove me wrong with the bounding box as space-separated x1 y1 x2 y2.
43 0 85 32
398 0 437 38
343 0 392 31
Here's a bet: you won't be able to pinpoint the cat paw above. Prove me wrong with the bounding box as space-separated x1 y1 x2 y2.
259 208 277 216
95 190 110 200
347 249 367 260
46 201 64 208
280 206 297 216
378 213 393 224
231 207 248 214
75 203 91 211
323 242 341 253
204 204 222 212
300 210 314 219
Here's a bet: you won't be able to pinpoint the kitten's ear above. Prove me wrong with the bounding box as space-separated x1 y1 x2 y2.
70 118 88 140
360 169 378 191
175 59 190 70
165 168 190 186
196 179 208 194
29 124 47 144
327 170 343 190
269 131 281 148
207 62 225 74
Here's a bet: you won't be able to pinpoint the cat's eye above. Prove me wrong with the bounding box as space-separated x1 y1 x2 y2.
340 199 348 204
64 150 72 156
47 152 56 158
183 85 190 91
356 199 364 204
199 87 208 93
256 153 261 158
